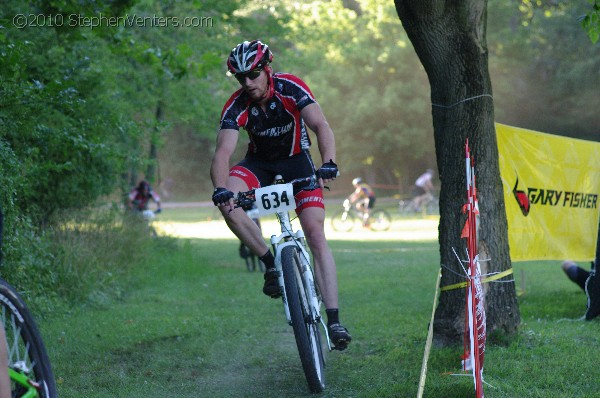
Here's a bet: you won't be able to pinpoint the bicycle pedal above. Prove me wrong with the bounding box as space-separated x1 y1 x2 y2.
333 340 349 351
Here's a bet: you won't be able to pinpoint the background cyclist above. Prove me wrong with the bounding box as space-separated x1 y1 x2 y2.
210 40 351 350
127 180 162 214
411 169 435 211
347 177 376 227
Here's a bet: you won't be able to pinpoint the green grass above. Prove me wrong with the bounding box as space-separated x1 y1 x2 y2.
37 210 600 397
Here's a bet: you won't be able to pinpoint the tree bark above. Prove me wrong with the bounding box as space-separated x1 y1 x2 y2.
395 0 520 345
146 99 164 185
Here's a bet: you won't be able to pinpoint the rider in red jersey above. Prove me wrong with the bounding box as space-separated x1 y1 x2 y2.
210 40 351 350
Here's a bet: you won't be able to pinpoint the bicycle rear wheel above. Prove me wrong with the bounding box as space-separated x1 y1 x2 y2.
330 210 355 232
369 209 392 231
0 278 57 398
281 246 326 393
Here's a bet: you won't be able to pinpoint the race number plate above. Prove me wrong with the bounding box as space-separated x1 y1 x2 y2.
254 184 296 216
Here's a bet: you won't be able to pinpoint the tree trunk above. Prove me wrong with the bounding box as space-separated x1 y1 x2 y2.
395 0 520 345
146 99 164 185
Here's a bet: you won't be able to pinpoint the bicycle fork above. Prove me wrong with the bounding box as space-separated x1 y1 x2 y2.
271 212 332 350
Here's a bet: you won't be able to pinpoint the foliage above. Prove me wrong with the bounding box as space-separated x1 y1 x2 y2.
582 0 600 43
280 0 435 189
1 1 139 224
489 0 600 141
1 205 168 314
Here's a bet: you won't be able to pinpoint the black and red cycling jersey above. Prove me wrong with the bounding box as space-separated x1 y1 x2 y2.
128 188 160 211
220 72 316 161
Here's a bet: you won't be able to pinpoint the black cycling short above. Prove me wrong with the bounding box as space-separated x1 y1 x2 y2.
412 186 426 197
367 197 376 209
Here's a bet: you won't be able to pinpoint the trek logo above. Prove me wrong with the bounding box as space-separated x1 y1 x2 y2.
512 175 598 217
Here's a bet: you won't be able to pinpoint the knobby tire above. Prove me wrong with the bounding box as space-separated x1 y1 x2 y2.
281 246 326 393
369 209 392 231
330 210 355 232
0 278 57 398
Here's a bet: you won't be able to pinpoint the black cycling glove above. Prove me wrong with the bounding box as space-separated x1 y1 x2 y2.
317 159 339 180
212 187 234 206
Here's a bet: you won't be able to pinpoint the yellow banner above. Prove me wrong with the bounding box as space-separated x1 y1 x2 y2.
496 123 600 261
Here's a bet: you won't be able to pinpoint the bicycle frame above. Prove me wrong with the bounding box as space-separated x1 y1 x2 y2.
270 209 332 351
344 199 374 223
9 367 41 397
232 175 331 392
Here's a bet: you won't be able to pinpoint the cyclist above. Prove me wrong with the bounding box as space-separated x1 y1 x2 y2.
210 40 351 350
347 177 376 227
411 169 435 211
127 180 162 214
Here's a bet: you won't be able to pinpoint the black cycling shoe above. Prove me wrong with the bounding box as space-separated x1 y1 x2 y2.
263 268 282 298
328 323 352 351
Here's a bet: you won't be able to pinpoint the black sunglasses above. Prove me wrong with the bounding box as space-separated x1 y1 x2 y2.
235 68 263 84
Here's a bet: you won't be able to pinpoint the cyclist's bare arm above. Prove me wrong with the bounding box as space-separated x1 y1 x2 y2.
301 103 336 184
348 187 364 203
210 129 240 207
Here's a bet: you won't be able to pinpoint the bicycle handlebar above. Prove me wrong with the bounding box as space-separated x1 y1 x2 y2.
234 175 321 210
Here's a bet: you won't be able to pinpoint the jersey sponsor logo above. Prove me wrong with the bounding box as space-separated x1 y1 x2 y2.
230 168 249 178
254 121 294 137
300 126 310 149
296 195 324 207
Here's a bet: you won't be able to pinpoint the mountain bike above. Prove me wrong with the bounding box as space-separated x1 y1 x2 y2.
1 279 58 398
330 199 392 232
234 175 329 393
398 192 438 217
136 208 161 237
0 209 57 397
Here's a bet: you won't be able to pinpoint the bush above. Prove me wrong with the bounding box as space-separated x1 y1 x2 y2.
1 206 173 315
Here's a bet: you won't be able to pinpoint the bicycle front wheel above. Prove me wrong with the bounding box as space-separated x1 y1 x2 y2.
330 210 355 232
0 279 57 398
281 246 326 393
369 209 392 231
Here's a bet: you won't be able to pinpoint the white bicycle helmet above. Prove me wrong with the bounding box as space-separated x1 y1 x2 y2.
227 40 273 74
